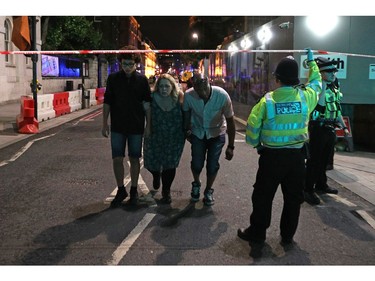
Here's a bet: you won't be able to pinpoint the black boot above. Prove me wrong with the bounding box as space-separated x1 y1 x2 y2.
110 186 128 207
161 186 171 204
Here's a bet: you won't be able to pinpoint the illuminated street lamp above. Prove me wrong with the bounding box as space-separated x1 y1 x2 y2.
257 26 272 46
306 16 339 37
240 38 252 49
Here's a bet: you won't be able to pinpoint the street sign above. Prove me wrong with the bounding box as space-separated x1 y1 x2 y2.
300 54 347 79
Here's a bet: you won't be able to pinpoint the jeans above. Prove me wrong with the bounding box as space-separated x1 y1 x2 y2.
190 134 225 176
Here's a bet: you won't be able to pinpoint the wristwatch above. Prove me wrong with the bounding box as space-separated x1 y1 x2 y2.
227 145 235 150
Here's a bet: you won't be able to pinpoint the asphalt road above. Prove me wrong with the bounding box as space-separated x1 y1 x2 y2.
0 108 374 277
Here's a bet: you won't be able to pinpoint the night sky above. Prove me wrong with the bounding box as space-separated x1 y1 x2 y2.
135 16 190 50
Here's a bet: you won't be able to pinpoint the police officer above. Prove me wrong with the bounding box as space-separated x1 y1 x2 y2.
238 49 322 251
304 57 350 205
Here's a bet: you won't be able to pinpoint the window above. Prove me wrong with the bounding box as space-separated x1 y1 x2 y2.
41 55 89 78
4 19 12 64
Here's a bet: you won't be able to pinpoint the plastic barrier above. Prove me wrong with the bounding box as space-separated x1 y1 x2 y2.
53 92 71 117
335 116 354 152
68 90 81 112
95 87 106 104
34 93 55 121
16 96 39 134
88 89 98 106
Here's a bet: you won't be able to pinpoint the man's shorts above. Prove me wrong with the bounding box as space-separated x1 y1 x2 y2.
110 131 143 159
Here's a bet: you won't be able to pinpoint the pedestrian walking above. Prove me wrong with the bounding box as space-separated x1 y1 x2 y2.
238 49 322 251
304 57 351 205
143 73 185 204
182 74 236 206
102 45 152 207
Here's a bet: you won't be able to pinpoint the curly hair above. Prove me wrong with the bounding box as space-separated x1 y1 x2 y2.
117 45 141 63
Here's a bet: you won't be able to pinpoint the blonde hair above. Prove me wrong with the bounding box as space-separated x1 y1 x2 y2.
154 73 179 102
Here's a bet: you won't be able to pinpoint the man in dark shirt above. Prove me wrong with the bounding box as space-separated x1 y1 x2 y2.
102 46 152 206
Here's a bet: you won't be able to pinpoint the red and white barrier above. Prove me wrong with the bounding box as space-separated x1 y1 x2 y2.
35 93 55 121
88 89 98 106
16 96 39 134
68 90 81 112
53 92 71 117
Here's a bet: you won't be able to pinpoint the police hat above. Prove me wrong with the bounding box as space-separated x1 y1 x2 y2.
274 56 300 85
315 57 338 72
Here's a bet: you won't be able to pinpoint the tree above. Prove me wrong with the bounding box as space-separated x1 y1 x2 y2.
42 16 102 51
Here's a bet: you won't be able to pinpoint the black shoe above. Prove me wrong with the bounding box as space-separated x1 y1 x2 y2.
110 188 128 207
304 191 320 205
161 190 172 204
316 186 338 194
237 228 251 241
129 187 138 205
280 238 295 251
280 237 294 245
238 227 265 244
249 240 265 258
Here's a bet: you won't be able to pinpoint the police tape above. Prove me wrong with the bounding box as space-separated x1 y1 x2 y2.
1 49 375 58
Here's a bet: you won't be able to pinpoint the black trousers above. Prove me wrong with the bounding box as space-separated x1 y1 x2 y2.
305 124 336 191
248 147 306 241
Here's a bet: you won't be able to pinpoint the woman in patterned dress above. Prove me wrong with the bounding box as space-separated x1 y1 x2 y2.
143 73 185 203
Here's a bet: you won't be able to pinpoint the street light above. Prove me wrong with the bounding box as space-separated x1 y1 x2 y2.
306 16 339 37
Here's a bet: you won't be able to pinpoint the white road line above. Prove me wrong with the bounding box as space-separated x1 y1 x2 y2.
234 116 247 126
355 210 375 230
107 213 156 265
105 159 154 204
326 194 357 207
0 134 55 167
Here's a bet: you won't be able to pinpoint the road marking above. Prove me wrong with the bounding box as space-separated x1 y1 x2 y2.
326 194 357 207
105 159 153 203
234 116 247 126
355 210 375 230
107 213 156 265
0 134 55 167
72 110 102 125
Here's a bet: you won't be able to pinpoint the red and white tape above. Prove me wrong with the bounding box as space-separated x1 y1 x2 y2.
1 49 374 58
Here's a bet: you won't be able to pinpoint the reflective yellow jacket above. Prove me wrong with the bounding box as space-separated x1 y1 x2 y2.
311 80 343 121
246 60 322 148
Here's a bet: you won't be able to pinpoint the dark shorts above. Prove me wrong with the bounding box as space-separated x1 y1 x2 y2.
190 134 226 176
110 131 143 159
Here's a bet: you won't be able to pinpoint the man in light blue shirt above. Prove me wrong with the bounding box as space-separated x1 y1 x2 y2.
183 74 236 206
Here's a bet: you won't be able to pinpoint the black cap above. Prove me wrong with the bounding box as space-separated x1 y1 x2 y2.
274 56 300 85
315 57 338 72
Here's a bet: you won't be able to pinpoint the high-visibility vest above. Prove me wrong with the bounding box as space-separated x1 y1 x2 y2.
311 84 343 121
246 60 321 148
261 89 309 147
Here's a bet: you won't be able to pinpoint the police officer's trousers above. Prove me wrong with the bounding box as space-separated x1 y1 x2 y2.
248 147 306 242
305 124 336 191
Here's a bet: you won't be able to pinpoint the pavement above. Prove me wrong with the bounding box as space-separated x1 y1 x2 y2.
1 99 375 206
